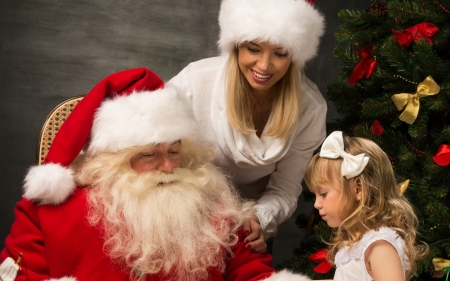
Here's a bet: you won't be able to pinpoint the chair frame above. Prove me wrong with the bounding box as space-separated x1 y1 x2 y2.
36 96 84 165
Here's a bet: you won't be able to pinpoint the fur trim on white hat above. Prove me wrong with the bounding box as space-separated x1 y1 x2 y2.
218 0 325 69
86 86 198 156
23 163 76 205
262 269 311 281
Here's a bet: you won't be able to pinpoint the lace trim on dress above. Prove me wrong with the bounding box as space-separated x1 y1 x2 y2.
334 227 410 271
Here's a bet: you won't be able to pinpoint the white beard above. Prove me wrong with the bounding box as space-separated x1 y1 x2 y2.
87 164 249 281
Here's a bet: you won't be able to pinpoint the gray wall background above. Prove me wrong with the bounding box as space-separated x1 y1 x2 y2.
0 0 370 265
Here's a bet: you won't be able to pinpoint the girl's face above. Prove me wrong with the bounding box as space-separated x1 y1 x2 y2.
313 184 344 228
237 41 292 96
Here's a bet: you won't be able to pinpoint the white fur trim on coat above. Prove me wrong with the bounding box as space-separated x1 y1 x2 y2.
44 277 78 281
218 0 325 69
263 269 311 281
23 163 76 205
86 86 198 156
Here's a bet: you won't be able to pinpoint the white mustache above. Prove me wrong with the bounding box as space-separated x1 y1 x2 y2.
150 170 180 185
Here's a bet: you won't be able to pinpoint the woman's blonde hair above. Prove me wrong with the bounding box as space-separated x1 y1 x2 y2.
225 47 301 138
304 135 428 280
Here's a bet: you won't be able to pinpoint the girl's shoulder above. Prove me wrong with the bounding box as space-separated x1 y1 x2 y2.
335 227 409 271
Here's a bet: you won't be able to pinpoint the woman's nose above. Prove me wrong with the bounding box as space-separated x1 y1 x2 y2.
257 54 271 71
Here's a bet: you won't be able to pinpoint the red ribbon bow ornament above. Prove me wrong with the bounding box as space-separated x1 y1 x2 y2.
392 22 439 47
433 144 450 166
309 249 333 274
348 46 377 85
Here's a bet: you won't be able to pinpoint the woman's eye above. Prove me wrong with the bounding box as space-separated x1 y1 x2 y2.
170 151 179 155
320 193 327 198
142 153 155 157
275 52 288 58
247 47 259 53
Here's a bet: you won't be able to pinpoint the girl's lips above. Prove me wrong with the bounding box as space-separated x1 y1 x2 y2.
250 70 273 82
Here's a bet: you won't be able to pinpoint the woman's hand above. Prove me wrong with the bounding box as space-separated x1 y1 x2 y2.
242 218 266 253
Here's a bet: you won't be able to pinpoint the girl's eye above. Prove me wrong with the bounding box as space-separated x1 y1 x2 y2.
142 152 155 157
320 193 327 198
169 151 179 155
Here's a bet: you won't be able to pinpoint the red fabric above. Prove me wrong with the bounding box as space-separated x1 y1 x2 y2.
225 231 274 281
371 120 384 136
392 22 439 47
348 46 377 85
45 68 164 167
433 144 450 166
1 189 276 281
309 249 332 274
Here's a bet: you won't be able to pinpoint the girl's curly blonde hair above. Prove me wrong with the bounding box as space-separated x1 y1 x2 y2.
304 134 428 280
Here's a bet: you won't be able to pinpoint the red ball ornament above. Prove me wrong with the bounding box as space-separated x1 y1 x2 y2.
371 120 384 136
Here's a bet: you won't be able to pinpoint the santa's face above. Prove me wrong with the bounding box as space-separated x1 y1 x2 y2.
130 141 182 174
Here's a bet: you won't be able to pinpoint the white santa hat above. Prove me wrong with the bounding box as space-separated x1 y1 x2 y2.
23 68 197 205
218 0 325 69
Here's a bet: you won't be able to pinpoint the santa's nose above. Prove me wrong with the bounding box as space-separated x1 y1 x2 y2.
156 154 175 173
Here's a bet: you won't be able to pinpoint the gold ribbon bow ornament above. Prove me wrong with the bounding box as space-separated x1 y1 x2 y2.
432 258 450 279
397 179 410 195
391 76 440 124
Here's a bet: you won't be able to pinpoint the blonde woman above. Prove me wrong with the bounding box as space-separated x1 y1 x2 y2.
168 0 326 252
305 131 428 281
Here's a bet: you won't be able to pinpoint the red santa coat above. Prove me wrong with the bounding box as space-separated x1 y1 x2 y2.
1 188 277 281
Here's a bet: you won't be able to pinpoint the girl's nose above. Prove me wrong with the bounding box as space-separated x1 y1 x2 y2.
314 198 321 209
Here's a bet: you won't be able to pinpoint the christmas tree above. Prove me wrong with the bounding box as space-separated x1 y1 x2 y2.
279 1 450 280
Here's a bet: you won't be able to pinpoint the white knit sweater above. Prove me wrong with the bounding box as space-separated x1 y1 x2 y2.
168 56 327 238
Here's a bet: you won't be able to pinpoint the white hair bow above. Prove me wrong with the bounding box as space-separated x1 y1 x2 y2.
319 131 369 179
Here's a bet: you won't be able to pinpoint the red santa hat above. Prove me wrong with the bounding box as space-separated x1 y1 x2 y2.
218 0 325 69
23 68 198 205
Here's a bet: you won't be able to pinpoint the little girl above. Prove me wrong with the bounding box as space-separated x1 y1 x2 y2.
304 131 427 281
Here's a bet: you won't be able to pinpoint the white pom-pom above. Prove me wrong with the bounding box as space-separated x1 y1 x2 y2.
263 269 312 281
23 163 76 205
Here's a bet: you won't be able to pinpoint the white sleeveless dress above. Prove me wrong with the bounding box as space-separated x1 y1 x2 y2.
334 227 410 281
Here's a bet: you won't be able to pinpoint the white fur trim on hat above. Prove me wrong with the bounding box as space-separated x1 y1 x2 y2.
23 163 76 205
86 86 198 156
263 269 311 281
44 277 78 281
218 0 325 69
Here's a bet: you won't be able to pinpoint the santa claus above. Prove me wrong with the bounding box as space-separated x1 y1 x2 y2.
0 68 310 281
